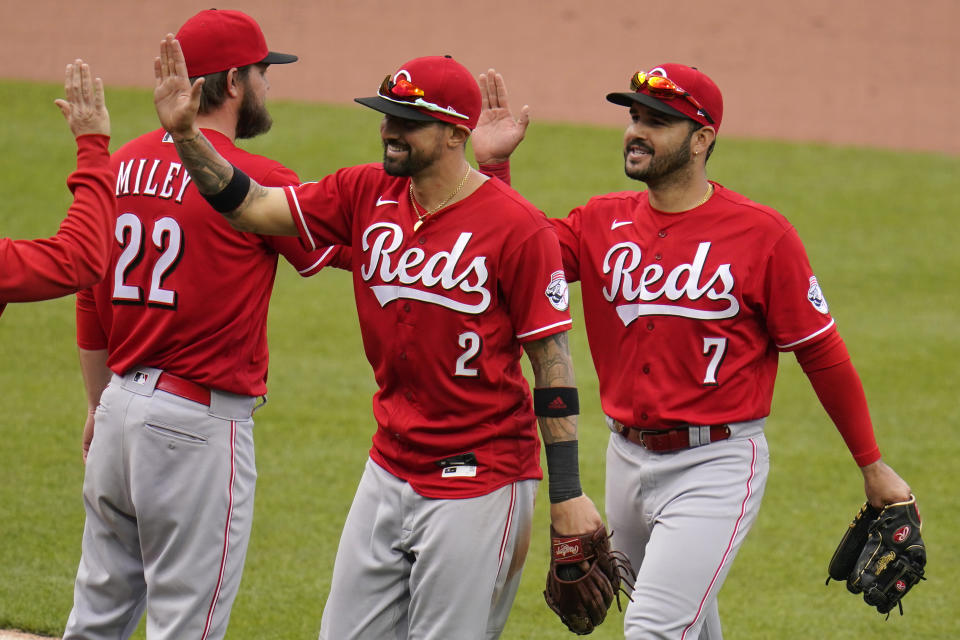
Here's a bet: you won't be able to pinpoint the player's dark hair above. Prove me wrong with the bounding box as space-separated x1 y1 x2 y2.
194 66 253 114
689 120 717 162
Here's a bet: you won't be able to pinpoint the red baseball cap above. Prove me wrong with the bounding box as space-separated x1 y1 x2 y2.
176 9 297 77
607 63 723 132
355 56 481 130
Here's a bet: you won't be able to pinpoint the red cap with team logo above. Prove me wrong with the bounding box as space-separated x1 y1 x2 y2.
176 9 297 77
607 63 723 132
355 56 482 130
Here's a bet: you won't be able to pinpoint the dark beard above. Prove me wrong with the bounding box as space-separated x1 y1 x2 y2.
382 141 442 177
623 129 694 186
235 90 273 140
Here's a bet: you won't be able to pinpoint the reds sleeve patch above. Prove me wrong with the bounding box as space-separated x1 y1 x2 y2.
807 275 829 314
545 270 570 311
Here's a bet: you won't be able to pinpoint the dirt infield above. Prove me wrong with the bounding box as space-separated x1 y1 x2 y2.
0 632 49 640
0 0 957 155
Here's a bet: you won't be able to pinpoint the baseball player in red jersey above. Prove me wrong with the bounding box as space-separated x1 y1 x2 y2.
155 37 604 639
64 11 338 640
1 59 113 318
473 65 913 638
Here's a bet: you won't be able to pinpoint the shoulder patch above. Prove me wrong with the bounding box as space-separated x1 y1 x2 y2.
545 270 569 311
807 275 829 314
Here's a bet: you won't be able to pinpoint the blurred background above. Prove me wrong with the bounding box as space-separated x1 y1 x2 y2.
1 0 957 155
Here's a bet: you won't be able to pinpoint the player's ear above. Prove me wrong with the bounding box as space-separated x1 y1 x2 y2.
448 123 471 148
691 125 716 157
226 67 242 98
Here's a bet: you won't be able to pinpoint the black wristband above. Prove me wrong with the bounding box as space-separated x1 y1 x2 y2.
544 441 583 504
203 165 251 213
533 387 579 417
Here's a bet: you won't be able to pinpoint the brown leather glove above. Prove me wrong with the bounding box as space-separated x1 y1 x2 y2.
544 526 636 635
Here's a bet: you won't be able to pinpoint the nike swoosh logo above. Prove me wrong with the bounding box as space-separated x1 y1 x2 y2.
611 220 632 229
376 196 399 207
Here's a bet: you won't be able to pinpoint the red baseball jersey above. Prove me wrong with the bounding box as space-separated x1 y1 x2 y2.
1 134 114 316
552 182 836 429
76 128 337 396
285 165 572 498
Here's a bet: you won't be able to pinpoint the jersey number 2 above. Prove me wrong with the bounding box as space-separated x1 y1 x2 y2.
112 213 184 308
702 337 728 385
455 331 482 377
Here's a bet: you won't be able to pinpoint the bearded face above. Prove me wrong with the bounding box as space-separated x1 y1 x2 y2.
623 125 696 185
380 118 448 177
235 80 273 140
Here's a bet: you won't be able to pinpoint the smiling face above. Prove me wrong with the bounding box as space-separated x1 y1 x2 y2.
623 103 699 186
379 114 451 177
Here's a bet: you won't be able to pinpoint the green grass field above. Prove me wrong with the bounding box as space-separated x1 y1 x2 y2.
1 79 958 639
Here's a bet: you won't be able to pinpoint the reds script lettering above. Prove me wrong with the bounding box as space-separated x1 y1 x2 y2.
360 222 491 314
602 240 739 325
116 158 192 203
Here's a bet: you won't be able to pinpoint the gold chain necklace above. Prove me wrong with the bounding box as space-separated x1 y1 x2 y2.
409 165 472 232
693 183 714 209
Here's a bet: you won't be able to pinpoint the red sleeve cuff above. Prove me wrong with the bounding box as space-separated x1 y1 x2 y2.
478 160 511 186
76 289 107 349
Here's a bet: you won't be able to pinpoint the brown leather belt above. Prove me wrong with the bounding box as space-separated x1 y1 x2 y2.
156 372 211 406
622 424 731 453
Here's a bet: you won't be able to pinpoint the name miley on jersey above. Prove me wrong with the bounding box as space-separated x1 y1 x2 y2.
115 158 192 203
360 222 491 314
603 240 739 326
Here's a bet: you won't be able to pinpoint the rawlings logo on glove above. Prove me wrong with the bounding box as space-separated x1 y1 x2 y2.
826 495 926 616
544 526 636 635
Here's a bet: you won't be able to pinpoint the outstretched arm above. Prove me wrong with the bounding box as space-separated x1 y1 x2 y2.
153 34 295 236
0 59 113 305
523 332 603 536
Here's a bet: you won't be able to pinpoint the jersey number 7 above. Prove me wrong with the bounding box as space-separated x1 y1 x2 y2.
702 337 728 385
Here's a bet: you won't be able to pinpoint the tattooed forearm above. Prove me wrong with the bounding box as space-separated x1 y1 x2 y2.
524 332 579 444
174 133 233 195
524 332 575 388
539 414 577 445
224 183 272 223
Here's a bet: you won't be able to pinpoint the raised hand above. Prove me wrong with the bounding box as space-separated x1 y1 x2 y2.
55 59 109 138
473 68 529 164
154 34 204 141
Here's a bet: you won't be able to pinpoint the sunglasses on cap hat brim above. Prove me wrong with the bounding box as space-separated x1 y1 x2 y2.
606 91 694 121
354 75 472 124
353 96 440 123
607 69 716 126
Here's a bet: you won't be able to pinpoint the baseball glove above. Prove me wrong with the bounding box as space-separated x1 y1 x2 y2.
544 526 636 635
826 495 926 616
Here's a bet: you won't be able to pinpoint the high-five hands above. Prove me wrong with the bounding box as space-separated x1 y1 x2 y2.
55 59 109 138
153 34 204 142
473 68 529 164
